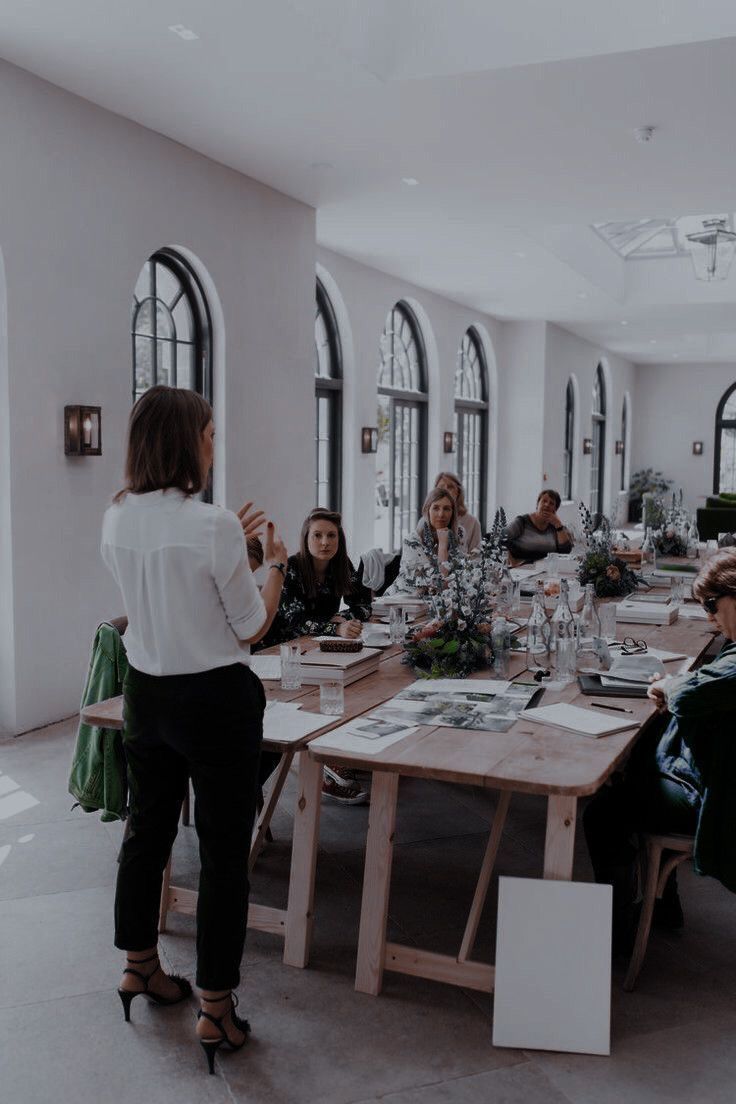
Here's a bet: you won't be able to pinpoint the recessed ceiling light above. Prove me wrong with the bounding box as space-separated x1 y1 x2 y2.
620 320 629 326
672 353 680 358
401 177 419 187
577 291 588 299
514 251 526 259
169 24 199 40
649 339 657 344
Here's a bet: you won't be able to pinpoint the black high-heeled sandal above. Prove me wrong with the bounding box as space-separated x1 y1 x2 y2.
117 952 192 1022
197 992 251 1075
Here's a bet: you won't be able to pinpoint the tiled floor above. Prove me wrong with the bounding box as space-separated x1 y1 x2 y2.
2 717 734 1104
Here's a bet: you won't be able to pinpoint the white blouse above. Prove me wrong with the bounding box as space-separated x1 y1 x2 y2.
101 489 266 676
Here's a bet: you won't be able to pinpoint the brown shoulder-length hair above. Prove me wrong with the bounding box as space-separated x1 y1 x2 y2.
537 488 562 510
114 385 212 502
296 508 354 599
421 487 459 542
692 549 736 603
434 471 467 516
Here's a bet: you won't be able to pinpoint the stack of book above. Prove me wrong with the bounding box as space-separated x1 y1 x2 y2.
299 646 382 686
615 599 679 625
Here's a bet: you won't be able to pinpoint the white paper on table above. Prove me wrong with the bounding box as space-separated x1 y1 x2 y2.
249 656 282 680
510 565 544 581
678 604 708 620
400 678 512 696
263 706 335 745
309 720 417 756
646 646 687 662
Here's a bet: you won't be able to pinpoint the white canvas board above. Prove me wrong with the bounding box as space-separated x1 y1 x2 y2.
249 655 282 680
493 877 612 1056
263 703 335 745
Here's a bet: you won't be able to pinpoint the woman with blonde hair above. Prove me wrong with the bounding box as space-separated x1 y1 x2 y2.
390 486 462 596
420 472 481 552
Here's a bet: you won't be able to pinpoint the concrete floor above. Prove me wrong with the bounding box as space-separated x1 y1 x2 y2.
1 716 734 1104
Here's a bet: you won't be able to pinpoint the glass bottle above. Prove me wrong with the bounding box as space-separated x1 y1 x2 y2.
551 578 577 683
641 526 657 570
525 584 551 674
576 583 601 668
491 616 510 679
496 560 515 616
686 520 700 560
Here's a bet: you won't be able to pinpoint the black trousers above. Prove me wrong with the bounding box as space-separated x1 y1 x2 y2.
115 662 265 990
583 770 698 927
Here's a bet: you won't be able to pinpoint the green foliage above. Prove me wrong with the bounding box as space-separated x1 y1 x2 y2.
629 469 671 498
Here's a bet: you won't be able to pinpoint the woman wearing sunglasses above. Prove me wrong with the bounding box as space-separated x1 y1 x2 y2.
584 550 736 954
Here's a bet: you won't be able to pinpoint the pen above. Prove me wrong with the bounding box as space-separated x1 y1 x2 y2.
591 702 634 714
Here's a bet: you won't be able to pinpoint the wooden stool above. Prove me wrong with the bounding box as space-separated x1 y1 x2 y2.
624 832 694 991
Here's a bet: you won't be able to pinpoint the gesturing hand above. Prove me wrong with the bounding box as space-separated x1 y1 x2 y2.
237 501 267 539
336 619 363 639
264 521 287 566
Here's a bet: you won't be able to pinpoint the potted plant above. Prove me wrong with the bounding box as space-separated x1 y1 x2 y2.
628 468 671 524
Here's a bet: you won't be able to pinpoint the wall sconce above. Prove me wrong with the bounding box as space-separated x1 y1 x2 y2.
692 441 704 456
614 439 624 455
443 431 455 453
582 437 593 455
64 406 102 456
361 426 378 453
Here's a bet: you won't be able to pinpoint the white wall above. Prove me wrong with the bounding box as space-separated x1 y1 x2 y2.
495 321 547 515
316 248 502 552
0 60 314 736
632 361 736 510
543 325 636 517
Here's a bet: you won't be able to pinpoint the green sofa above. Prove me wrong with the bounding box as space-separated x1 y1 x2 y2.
696 494 736 540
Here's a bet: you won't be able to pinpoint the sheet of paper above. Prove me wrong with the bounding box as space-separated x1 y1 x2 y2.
249 655 282 680
521 703 638 737
678 604 708 620
263 706 335 745
309 720 416 756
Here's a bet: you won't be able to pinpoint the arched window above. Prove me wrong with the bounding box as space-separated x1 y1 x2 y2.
715 382 736 493
590 364 606 514
620 395 629 492
314 279 342 510
563 378 575 501
131 249 212 404
454 328 488 526
375 303 428 551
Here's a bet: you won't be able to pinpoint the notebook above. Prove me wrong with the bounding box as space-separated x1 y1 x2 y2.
521 703 639 737
578 674 648 699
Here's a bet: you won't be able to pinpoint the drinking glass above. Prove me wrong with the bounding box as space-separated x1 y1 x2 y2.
389 606 405 644
598 603 617 641
670 578 685 606
320 680 344 715
280 643 302 690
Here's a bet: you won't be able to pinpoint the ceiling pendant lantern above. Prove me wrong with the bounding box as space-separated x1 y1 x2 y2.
685 218 736 282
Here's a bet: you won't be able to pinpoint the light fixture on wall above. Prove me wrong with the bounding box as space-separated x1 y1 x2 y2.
685 218 736 282
614 439 624 455
692 441 704 456
64 406 102 456
361 427 378 453
582 437 593 455
443 432 455 453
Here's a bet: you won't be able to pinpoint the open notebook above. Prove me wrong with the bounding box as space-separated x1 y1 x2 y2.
521 703 639 738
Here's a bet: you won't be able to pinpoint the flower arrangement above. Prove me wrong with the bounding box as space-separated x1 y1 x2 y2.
577 504 639 598
402 508 509 678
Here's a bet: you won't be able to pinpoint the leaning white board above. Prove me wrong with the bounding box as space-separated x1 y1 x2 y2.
492 877 612 1056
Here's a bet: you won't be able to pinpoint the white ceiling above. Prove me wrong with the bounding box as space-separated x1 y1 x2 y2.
2 0 736 363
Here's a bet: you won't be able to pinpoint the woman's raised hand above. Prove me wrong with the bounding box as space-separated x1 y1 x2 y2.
263 520 288 566
237 501 267 539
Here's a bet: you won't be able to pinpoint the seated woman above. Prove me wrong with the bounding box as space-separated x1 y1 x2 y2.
389 487 461 596
257 508 372 805
418 472 481 553
584 550 736 952
505 489 573 563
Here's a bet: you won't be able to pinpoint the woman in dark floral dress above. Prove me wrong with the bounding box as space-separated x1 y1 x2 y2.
257 508 372 803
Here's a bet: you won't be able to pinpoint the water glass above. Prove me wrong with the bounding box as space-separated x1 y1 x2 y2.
320 680 344 715
598 602 617 642
280 643 302 690
389 606 405 644
670 578 685 606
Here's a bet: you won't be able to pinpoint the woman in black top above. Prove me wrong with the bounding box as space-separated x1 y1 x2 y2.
258 508 371 647
506 489 574 564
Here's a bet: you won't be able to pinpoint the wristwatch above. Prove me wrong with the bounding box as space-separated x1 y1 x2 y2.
269 562 286 577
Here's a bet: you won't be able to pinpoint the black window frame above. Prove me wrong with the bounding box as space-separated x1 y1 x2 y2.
454 327 488 528
563 377 575 501
314 278 343 511
590 364 607 514
714 381 736 493
131 248 212 405
620 394 628 492
376 302 428 552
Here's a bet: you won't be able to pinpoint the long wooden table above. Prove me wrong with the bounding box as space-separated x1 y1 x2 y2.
82 608 716 990
307 614 716 995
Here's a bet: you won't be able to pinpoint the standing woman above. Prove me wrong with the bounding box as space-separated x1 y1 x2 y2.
101 385 287 1074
